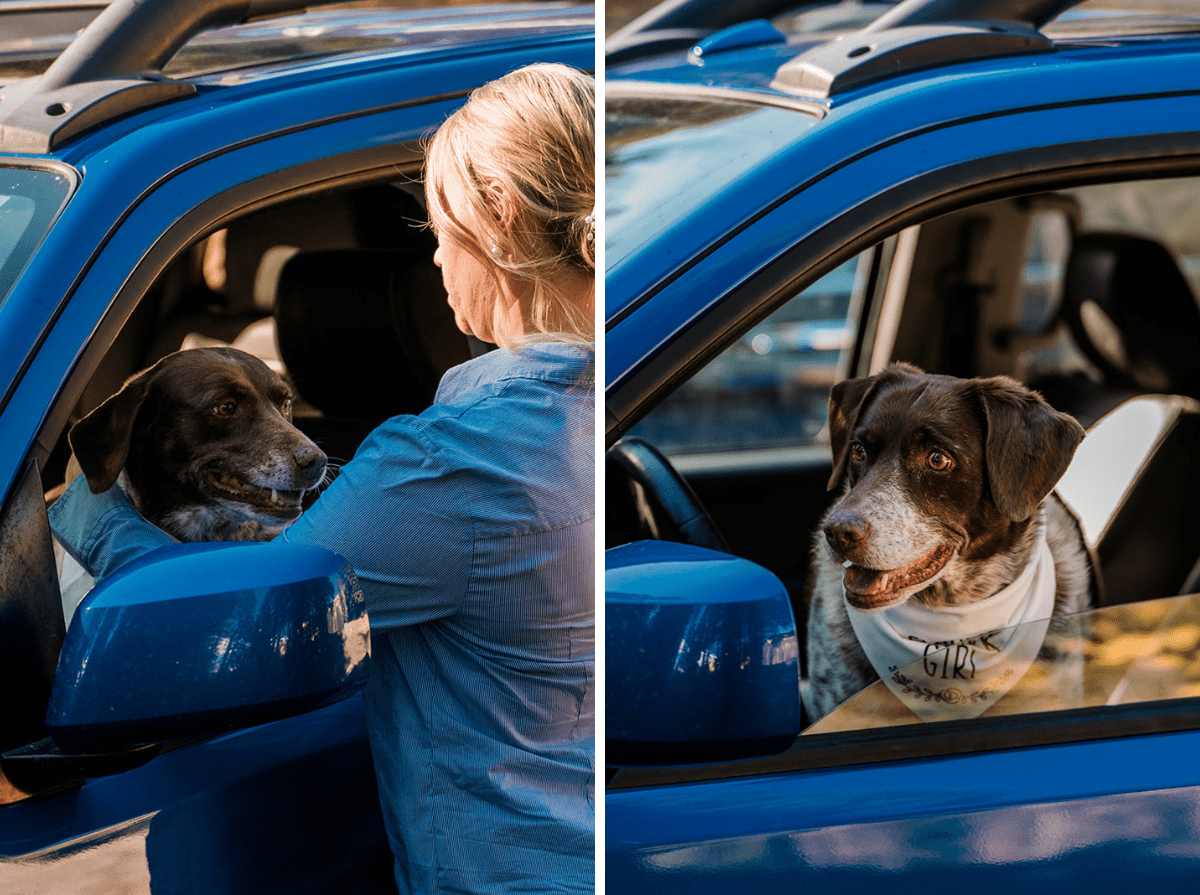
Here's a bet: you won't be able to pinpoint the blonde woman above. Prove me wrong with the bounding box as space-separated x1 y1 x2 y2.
50 63 596 894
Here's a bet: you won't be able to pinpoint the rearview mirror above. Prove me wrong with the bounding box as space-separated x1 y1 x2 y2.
47 541 369 750
606 541 801 766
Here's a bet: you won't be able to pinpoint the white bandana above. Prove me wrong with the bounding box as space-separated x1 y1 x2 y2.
845 523 1057 722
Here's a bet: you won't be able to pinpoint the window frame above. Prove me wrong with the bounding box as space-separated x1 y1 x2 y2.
606 120 1200 788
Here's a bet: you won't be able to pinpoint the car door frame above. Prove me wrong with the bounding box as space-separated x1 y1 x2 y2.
605 90 1200 447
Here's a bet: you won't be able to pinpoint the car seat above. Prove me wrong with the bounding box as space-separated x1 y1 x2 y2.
1040 232 1200 604
1057 393 1200 605
273 248 472 463
1038 231 1200 427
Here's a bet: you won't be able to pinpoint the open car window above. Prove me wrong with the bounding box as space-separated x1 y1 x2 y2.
629 252 870 458
808 589 1200 734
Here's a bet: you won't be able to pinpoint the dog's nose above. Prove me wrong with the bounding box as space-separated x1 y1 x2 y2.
825 512 871 556
294 445 327 472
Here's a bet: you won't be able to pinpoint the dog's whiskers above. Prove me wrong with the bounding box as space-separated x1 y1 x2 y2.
315 460 345 491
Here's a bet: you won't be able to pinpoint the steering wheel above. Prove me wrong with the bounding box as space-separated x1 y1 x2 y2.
606 437 727 552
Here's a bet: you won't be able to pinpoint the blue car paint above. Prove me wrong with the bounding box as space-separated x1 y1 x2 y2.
605 36 1200 333
3 698 393 890
49 542 369 749
0 38 594 508
609 729 1200 889
607 541 799 763
606 13 1200 891
0 7 594 890
607 75 1200 396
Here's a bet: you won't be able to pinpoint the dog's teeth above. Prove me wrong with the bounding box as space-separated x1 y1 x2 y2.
843 560 854 569
271 489 279 503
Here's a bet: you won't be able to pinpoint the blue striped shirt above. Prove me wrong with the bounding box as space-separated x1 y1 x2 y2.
280 342 595 894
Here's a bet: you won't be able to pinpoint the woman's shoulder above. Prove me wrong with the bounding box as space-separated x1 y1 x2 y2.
435 343 594 404
339 344 593 485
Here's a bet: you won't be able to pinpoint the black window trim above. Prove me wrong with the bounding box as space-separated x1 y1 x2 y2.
608 695 1200 789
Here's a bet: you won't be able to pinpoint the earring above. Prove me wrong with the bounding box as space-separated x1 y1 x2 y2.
491 242 503 258
584 212 595 243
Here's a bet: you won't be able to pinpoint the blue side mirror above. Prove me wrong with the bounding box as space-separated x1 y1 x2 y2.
606 540 801 767
47 541 369 750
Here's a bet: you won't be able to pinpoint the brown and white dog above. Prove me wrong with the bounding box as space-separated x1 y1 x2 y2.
67 346 327 543
804 363 1093 721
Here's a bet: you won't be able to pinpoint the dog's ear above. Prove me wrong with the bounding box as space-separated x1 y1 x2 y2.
826 363 924 490
977 377 1085 521
68 365 158 493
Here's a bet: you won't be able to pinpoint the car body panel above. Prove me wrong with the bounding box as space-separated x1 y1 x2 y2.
2 698 392 891
608 728 1200 890
605 3 1200 889
0 4 593 890
606 36 1200 338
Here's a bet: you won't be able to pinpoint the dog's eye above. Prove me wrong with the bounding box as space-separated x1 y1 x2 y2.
280 398 293 416
214 401 237 417
850 442 867 462
927 450 953 472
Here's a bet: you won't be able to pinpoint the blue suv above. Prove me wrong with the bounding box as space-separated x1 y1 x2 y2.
606 0 1200 888
0 1 592 889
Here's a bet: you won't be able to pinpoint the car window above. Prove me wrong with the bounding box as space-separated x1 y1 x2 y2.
807 590 1200 733
605 93 819 273
628 251 870 457
0 165 74 306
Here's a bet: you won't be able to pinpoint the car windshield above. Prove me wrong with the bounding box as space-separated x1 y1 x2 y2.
605 92 819 273
807 590 1200 733
0 165 74 306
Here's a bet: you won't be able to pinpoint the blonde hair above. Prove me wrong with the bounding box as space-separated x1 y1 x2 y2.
425 63 595 345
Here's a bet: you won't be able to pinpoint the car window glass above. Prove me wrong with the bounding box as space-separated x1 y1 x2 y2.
807 591 1200 734
605 94 819 272
0 166 74 307
629 251 869 457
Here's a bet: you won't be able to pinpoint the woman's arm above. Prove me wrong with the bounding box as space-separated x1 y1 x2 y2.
48 474 177 579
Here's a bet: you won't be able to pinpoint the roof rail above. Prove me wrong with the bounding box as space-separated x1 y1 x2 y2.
771 0 1082 99
0 0 343 154
606 0 883 65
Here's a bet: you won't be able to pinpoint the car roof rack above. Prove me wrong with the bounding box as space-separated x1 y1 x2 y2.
606 0 892 65
0 0 342 155
771 0 1083 99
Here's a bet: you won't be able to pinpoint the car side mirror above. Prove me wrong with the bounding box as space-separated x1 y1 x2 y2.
606 541 800 767
47 541 369 751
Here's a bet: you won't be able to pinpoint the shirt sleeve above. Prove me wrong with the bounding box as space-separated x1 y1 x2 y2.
48 474 178 580
279 414 474 633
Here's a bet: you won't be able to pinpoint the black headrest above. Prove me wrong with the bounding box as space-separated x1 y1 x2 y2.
274 249 464 419
1063 232 1200 397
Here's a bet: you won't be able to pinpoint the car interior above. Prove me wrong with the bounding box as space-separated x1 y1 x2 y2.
39 177 482 498
607 173 1200 726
